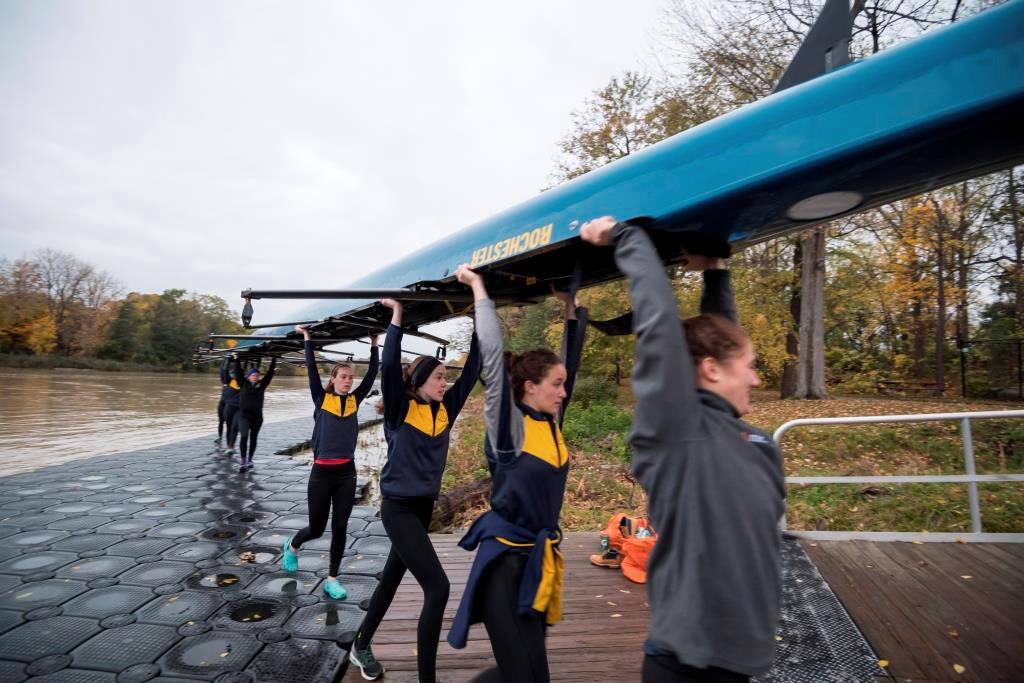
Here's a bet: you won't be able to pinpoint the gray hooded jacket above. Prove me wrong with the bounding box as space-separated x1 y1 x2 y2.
612 222 786 676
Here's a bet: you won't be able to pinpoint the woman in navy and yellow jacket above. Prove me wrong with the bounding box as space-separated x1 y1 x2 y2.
349 297 481 683
217 358 241 449
232 356 276 471
281 327 379 601
447 265 586 683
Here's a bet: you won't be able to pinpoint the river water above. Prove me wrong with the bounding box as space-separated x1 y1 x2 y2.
0 368 381 477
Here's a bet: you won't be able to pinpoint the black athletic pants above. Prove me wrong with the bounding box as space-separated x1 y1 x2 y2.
355 497 449 683
470 552 549 683
225 404 240 447
236 411 263 461
217 399 226 439
642 655 750 683
292 464 356 576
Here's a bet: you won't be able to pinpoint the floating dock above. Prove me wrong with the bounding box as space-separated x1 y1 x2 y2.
1 419 1020 682
0 418 387 682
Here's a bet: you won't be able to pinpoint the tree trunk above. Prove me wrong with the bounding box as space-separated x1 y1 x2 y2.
934 215 947 395
954 186 971 395
1010 169 1024 328
911 303 927 378
780 238 802 398
795 228 830 399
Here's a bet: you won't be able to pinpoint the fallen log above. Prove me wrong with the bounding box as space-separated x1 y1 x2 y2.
431 477 491 531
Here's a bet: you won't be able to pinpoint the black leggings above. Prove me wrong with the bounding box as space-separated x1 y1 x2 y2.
642 655 749 683
217 399 227 438
236 412 263 460
355 498 449 683
292 465 356 576
225 404 240 447
470 552 549 683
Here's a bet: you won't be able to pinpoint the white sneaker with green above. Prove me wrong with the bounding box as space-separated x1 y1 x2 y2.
349 643 384 680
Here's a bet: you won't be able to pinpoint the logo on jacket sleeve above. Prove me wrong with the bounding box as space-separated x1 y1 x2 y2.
741 432 772 445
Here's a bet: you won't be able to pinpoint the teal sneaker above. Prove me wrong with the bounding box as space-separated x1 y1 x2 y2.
281 537 298 572
349 643 384 680
323 578 347 600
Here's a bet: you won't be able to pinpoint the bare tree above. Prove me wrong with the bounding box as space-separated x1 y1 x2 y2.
31 249 122 355
554 72 665 183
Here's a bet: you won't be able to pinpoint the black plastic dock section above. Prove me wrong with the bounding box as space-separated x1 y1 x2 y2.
0 417 387 682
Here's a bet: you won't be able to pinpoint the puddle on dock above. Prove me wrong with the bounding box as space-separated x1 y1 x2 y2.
229 601 279 623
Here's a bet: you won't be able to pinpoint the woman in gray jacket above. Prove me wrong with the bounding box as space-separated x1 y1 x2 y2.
581 216 785 683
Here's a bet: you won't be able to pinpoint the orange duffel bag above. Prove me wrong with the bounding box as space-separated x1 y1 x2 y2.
620 532 656 584
591 513 656 583
602 513 652 553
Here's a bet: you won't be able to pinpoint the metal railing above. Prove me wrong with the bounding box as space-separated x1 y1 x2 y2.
773 410 1024 542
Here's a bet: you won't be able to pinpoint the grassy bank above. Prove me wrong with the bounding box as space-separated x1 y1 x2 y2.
0 352 310 375
0 352 189 372
441 388 1024 533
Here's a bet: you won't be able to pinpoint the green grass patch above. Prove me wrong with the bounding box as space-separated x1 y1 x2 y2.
786 481 1024 533
562 402 632 462
441 390 1024 533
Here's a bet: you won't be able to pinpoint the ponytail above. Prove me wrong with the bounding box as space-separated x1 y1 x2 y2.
682 314 749 365
505 349 562 403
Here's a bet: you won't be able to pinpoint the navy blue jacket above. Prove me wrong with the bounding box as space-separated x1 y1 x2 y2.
304 341 379 465
378 324 481 500
220 360 241 407
233 358 276 416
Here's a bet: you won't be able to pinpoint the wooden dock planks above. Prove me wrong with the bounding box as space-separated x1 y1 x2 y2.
345 534 1023 682
344 532 647 682
803 540 1024 683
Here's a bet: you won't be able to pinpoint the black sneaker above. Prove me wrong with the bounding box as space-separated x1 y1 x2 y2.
349 644 384 680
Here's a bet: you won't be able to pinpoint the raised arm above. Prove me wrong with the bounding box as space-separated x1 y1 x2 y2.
380 299 406 428
262 357 277 388
219 359 230 385
442 330 477 418
554 291 588 427
456 265 522 461
697 258 737 323
353 337 380 403
582 218 701 459
298 327 325 405
232 357 244 383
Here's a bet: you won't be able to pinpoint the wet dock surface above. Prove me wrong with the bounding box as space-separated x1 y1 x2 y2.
0 418 388 682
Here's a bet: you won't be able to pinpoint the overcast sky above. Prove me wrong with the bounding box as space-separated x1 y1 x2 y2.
0 1 664 350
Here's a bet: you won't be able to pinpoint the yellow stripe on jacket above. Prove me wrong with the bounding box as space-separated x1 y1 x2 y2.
404 400 449 436
521 415 568 468
228 379 240 391
321 394 357 418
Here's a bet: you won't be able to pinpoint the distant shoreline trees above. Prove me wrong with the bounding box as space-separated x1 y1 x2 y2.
0 250 242 369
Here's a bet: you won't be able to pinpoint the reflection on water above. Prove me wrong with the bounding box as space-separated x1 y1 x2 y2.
357 424 388 507
0 368 321 476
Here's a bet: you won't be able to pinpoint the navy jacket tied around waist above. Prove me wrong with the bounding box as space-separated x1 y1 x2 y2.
447 510 563 649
